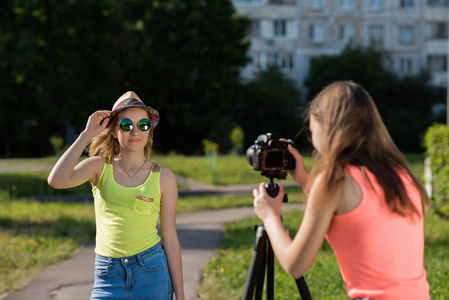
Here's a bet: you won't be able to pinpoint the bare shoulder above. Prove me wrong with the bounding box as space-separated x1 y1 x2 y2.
336 172 362 215
158 166 178 200
160 166 175 179
78 156 106 184
80 156 105 170
307 173 340 213
159 166 177 187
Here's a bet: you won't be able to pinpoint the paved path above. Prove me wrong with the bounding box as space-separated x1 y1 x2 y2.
4 204 303 300
2 163 303 299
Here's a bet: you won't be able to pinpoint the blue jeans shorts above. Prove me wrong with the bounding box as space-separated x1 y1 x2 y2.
91 242 173 299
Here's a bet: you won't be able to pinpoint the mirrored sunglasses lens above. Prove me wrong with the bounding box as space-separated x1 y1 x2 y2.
119 118 133 132
138 119 151 131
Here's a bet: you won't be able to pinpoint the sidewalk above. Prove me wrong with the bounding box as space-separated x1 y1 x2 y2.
4 204 303 300
2 164 303 299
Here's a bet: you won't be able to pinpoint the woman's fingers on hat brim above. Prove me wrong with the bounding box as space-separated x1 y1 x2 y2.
94 111 111 126
100 116 109 126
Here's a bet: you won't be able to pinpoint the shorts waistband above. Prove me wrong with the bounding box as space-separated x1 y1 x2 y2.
96 241 162 264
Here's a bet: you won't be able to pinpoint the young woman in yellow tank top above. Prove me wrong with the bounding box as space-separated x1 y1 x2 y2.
48 91 184 300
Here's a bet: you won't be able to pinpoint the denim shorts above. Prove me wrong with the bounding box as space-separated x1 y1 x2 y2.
91 242 173 300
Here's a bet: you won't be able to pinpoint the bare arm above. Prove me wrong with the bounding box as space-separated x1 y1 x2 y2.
47 110 110 189
160 167 184 300
253 174 338 279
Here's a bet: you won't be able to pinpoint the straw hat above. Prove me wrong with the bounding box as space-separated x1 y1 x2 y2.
110 91 160 128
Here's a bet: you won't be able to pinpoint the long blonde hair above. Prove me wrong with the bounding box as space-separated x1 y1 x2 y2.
88 109 154 162
307 81 430 216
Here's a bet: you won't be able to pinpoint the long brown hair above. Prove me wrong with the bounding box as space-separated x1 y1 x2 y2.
307 81 430 217
88 109 154 162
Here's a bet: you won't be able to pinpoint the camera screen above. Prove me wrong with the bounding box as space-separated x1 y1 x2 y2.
263 150 284 169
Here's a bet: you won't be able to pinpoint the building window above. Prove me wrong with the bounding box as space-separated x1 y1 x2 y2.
370 0 385 9
428 55 448 72
399 58 413 75
310 0 323 8
267 53 278 66
251 20 261 37
249 52 264 69
428 22 448 39
249 52 294 72
267 52 294 71
269 0 296 4
339 25 354 42
340 0 354 9
427 0 449 7
400 0 414 7
233 0 263 4
309 24 324 43
399 26 414 43
274 20 287 37
368 25 384 46
262 21 274 39
279 53 294 70
262 20 296 39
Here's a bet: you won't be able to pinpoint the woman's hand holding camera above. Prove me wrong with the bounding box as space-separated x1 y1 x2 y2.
253 182 284 223
286 144 310 192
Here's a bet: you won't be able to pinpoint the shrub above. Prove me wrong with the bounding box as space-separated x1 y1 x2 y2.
424 124 449 217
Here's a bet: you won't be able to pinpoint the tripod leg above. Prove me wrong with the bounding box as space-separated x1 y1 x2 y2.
266 238 274 300
295 276 313 300
242 221 313 300
254 249 266 300
241 226 268 300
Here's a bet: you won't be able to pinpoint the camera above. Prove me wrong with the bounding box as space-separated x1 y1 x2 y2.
246 133 295 179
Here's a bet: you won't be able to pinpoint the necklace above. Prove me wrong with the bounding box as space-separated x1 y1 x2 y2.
119 158 147 178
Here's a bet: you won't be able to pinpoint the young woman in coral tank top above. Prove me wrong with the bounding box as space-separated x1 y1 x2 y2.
253 81 431 299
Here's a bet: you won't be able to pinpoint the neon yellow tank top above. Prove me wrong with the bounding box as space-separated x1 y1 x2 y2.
92 162 162 258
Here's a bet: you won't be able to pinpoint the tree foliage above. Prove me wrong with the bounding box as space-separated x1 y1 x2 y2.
305 45 439 151
0 0 249 156
2 3 440 157
116 0 250 154
233 66 303 150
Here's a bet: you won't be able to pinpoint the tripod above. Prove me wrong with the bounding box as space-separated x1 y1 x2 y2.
242 178 312 300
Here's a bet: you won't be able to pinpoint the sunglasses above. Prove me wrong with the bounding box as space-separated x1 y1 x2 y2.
119 118 151 132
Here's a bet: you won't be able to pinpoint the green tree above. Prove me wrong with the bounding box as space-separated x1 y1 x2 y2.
115 0 250 154
305 45 438 151
305 46 397 104
234 66 303 149
0 0 249 156
1 0 122 156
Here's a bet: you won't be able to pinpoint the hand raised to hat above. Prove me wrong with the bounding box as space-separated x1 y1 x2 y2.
83 110 111 138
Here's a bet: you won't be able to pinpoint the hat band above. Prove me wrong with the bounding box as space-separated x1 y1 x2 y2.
111 98 159 128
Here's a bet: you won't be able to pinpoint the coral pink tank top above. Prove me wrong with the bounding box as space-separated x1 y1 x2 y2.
325 165 430 299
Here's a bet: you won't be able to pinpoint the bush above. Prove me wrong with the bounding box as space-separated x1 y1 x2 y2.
424 124 449 217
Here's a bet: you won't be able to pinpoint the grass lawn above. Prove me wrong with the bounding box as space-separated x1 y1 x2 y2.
0 152 442 298
198 210 449 300
0 188 306 298
0 200 95 299
0 153 423 199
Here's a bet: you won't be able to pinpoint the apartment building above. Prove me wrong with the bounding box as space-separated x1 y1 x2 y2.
233 0 448 99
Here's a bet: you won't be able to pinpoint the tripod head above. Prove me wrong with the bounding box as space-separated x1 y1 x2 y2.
262 173 288 203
